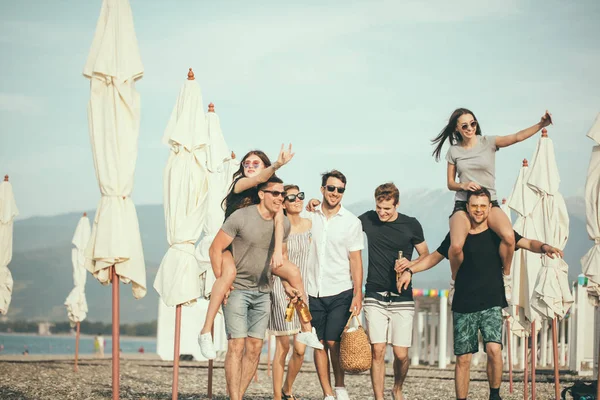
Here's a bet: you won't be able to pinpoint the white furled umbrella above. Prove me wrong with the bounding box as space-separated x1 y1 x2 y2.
527 129 573 319
197 102 237 399
526 128 574 400
83 1 145 398
508 159 543 328
0 175 18 315
582 113 600 304
153 69 210 400
64 212 91 372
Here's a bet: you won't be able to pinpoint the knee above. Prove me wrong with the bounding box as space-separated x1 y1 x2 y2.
456 355 471 368
222 263 237 282
449 243 464 257
277 341 290 356
372 345 387 362
394 352 409 365
229 341 245 356
486 344 502 360
325 341 337 351
501 230 516 247
293 345 305 359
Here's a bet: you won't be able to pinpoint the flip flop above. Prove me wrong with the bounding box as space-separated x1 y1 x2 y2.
282 389 299 400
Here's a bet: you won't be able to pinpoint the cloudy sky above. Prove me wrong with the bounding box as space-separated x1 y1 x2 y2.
1 0 599 219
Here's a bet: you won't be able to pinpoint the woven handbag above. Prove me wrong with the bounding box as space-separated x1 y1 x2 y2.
339 313 372 373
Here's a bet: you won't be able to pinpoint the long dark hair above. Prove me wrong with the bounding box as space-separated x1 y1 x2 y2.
431 108 482 161
222 150 272 219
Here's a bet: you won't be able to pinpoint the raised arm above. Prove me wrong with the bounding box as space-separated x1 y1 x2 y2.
209 229 235 278
234 144 294 193
495 111 552 148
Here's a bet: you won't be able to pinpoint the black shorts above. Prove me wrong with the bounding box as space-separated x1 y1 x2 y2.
309 289 353 342
450 200 500 218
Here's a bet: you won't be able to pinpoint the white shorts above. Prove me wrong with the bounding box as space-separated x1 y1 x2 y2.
363 294 414 347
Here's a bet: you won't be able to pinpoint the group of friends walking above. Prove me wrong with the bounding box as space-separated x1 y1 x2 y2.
195 108 562 400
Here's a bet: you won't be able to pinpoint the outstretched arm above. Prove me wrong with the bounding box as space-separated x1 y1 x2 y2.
516 237 563 258
396 251 445 290
495 111 552 148
233 144 294 193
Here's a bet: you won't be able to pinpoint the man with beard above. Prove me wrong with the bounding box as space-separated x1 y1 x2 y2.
396 188 563 400
305 170 364 400
209 176 296 400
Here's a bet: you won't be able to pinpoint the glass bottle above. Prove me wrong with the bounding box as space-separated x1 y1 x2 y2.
396 250 403 281
285 300 295 322
295 297 312 323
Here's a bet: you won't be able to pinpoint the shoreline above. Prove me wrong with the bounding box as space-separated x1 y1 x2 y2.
0 332 156 341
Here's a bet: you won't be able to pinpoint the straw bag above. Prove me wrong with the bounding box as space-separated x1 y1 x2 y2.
339 313 371 373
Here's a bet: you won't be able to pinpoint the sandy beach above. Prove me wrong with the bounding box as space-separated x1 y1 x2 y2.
0 353 586 399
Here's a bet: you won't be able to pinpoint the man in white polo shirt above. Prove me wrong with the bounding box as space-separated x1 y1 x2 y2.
306 170 364 400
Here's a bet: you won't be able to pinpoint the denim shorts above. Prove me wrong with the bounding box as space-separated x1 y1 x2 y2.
453 306 503 355
223 289 271 340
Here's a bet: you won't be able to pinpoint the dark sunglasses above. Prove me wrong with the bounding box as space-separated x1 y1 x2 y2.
285 192 305 202
459 121 477 131
324 185 346 194
262 189 287 198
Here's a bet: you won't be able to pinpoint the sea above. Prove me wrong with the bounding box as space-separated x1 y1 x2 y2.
0 333 156 356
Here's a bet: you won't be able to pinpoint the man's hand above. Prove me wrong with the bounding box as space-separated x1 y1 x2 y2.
397 270 412 291
284 287 300 303
394 258 411 273
350 292 362 315
271 253 284 269
223 286 234 305
306 198 320 212
542 244 563 259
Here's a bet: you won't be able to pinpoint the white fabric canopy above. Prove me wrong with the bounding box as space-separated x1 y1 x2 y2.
153 79 210 307
0 179 18 315
65 215 91 325
582 115 600 304
196 109 237 299
83 0 146 299
527 135 573 318
508 161 543 331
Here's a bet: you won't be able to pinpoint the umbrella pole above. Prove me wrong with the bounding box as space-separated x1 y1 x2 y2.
524 336 529 400
208 325 214 399
531 321 537 400
112 267 120 400
74 321 80 372
172 304 182 400
267 334 272 378
507 320 513 393
551 318 560 400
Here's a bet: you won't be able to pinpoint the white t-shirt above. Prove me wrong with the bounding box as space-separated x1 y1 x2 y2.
306 205 364 297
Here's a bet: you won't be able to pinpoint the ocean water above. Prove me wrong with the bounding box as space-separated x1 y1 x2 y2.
0 333 156 356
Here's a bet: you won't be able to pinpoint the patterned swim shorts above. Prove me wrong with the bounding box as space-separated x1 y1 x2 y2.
453 306 503 355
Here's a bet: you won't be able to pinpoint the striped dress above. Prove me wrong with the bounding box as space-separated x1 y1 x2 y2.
268 230 311 336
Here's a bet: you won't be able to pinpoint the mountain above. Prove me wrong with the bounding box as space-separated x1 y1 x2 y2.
4 190 591 323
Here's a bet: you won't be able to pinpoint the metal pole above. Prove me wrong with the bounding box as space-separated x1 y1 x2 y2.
532 321 537 400
112 267 120 400
507 320 513 393
524 335 529 400
552 318 560 400
74 321 80 372
208 326 214 399
172 304 182 400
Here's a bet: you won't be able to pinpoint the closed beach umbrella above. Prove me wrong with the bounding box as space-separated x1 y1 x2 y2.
65 213 91 324
582 113 600 304
527 130 573 319
65 212 91 372
153 69 209 307
83 0 145 397
0 175 18 315
508 159 543 327
526 129 574 399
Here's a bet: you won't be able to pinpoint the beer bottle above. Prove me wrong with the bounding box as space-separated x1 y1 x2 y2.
285 300 295 322
396 250 403 281
295 297 312 323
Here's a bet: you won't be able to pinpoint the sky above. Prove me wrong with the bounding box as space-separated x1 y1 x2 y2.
1 0 599 219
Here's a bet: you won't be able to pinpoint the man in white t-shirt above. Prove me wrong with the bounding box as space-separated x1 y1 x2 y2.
306 170 364 400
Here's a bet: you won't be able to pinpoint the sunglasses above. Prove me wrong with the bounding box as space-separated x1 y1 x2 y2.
469 204 488 210
324 185 346 194
459 121 477 131
285 192 305 202
243 161 262 169
262 189 287 198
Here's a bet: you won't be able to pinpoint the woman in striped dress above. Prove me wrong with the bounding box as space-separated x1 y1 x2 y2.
269 184 314 400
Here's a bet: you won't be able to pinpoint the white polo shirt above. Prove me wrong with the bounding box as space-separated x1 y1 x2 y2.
307 204 364 297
